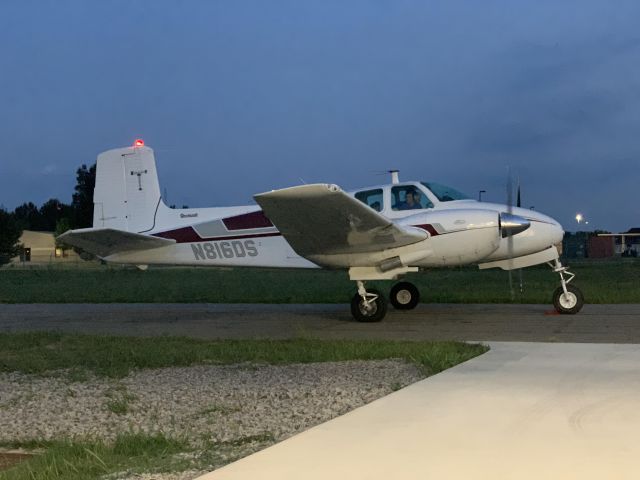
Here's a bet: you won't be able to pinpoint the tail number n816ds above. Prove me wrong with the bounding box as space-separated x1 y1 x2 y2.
191 240 258 260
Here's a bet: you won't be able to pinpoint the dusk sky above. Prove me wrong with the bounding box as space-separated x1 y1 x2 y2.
1 1 638 231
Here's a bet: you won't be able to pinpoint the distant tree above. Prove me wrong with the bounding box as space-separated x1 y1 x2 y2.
54 217 73 249
12 202 43 231
39 198 72 231
13 199 73 232
0 208 22 265
72 164 96 228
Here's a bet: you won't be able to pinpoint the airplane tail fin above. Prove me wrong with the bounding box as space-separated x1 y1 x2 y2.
92 144 164 233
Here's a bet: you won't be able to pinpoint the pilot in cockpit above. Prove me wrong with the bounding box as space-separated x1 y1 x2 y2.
410 191 423 209
399 189 422 210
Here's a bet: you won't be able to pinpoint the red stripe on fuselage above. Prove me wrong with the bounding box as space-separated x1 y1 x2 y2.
223 211 274 230
413 224 440 236
153 226 281 243
154 226 202 243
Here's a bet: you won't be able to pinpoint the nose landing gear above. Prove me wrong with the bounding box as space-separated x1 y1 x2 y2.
549 259 584 314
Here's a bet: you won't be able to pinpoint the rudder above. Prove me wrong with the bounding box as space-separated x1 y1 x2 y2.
92 145 162 233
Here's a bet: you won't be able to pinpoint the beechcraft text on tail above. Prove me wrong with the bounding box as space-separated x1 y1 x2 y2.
59 140 584 322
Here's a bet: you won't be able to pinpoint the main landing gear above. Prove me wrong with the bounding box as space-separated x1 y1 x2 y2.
351 281 387 322
549 258 584 314
351 280 420 322
389 281 420 310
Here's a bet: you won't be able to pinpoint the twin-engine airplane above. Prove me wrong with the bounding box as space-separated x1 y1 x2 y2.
59 140 584 322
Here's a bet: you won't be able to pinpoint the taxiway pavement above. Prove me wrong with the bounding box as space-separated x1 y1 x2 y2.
197 342 640 480
0 303 639 342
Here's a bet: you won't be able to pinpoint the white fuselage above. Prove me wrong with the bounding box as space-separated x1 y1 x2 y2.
106 181 564 270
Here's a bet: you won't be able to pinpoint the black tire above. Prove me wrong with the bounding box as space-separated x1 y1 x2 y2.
389 282 420 310
552 284 584 314
350 289 387 322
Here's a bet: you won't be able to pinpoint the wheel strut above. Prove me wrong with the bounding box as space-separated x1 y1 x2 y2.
549 258 575 294
356 281 378 311
351 281 387 322
548 258 583 314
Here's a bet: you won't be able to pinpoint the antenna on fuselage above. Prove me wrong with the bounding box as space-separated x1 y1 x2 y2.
389 170 400 184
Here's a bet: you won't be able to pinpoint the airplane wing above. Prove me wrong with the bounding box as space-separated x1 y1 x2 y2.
57 228 175 258
254 184 427 256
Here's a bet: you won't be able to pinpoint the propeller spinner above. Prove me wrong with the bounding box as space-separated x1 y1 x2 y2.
500 213 531 238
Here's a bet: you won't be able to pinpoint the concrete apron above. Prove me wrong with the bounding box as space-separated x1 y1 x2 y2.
197 342 640 480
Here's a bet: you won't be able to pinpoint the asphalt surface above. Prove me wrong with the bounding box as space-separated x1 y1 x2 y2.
1 303 639 343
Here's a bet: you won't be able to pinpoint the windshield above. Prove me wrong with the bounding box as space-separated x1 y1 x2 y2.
421 182 470 202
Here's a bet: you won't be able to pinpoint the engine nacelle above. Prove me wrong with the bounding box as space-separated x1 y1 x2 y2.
313 209 502 269
397 209 501 266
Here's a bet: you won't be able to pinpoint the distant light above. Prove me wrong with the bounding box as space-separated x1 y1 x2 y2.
575 213 583 223
134 139 145 147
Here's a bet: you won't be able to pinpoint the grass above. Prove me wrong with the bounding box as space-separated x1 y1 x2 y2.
0 431 285 480
0 332 487 379
1 259 639 304
0 433 190 480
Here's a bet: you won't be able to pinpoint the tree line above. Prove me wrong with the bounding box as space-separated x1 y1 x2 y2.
0 164 96 264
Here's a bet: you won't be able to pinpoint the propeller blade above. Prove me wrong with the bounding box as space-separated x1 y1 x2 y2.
516 177 523 294
506 167 514 300
518 267 524 294
506 167 513 214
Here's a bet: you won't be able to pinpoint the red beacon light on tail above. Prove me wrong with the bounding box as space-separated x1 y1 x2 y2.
134 139 145 147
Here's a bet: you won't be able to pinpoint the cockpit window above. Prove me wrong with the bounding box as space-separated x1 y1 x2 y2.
391 186 433 210
421 182 470 202
355 188 383 212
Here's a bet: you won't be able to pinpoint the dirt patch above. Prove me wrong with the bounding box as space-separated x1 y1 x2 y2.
0 451 34 471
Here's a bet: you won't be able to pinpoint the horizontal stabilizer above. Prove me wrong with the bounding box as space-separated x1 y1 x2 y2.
254 184 427 257
57 228 175 258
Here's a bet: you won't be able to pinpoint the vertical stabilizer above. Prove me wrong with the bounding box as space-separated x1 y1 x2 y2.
92 145 162 233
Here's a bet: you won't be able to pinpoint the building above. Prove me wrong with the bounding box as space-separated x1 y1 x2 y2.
561 228 640 259
597 228 640 257
587 236 615 258
11 230 82 264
